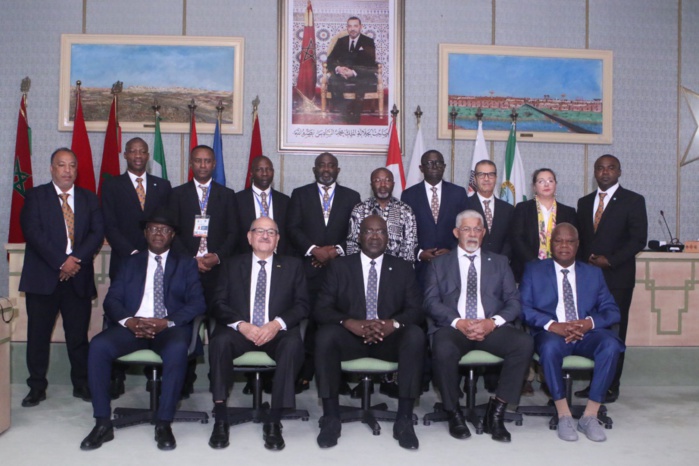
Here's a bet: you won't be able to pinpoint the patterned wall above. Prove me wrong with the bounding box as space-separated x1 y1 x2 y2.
1 0 698 299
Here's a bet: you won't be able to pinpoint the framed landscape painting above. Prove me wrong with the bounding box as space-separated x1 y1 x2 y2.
438 44 613 144
59 34 244 134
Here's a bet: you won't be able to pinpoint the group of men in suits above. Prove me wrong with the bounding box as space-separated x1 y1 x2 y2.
19 138 645 450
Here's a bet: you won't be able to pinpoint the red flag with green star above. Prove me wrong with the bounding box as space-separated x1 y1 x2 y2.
8 93 33 244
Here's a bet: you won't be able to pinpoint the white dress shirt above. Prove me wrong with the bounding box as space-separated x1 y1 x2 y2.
252 185 275 219
592 182 619 221
120 250 170 326
453 247 506 328
544 261 595 331
53 182 75 254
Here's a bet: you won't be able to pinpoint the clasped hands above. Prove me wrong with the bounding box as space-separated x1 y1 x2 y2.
311 245 339 268
549 319 593 343
589 254 611 269
196 253 219 273
239 320 282 346
59 255 81 281
126 317 169 339
343 318 395 345
455 318 496 341
335 66 356 79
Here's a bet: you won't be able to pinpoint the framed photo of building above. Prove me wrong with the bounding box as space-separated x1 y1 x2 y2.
59 34 244 134
279 0 404 154
439 44 613 144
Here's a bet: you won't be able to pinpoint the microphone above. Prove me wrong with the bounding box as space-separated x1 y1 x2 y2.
651 211 684 252
659 210 678 244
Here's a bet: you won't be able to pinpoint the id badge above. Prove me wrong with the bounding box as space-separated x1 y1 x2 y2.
193 215 210 237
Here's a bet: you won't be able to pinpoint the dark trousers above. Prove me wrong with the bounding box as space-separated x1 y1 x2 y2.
25 283 92 391
209 325 303 409
609 287 633 390
315 324 425 400
536 329 624 403
88 324 192 421
432 326 533 411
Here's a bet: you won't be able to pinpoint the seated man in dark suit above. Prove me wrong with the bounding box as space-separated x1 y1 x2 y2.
208 216 309 451
314 215 425 450
80 208 206 451
425 210 533 442
520 223 624 442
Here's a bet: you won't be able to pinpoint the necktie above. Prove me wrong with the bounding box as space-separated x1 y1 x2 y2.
252 260 267 327
465 255 478 319
198 185 210 255
350 39 356 52
135 177 146 210
153 255 166 319
322 186 331 220
561 269 578 321
260 191 269 217
366 260 378 320
59 193 74 250
431 186 440 223
483 200 493 232
593 192 607 232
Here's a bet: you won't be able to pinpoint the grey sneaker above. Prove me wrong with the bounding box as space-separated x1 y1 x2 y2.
557 416 578 441
577 415 607 442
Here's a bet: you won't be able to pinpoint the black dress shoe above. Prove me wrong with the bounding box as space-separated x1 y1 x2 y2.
73 386 92 402
393 418 419 449
604 388 619 403
80 424 114 450
379 381 400 399
483 398 511 442
208 421 230 449
155 424 176 451
263 422 285 450
21 389 46 407
109 378 125 400
447 410 471 439
317 416 341 448
574 385 591 398
350 382 373 399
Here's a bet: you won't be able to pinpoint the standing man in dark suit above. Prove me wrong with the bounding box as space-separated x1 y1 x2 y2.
207 216 308 451
575 154 647 402
288 152 361 392
465 160 514 259
401 149 469 286
80 209 206 451
236 155 292 255
425 210 533 442
326 16 377 123
19 148 104 407
521 223 624 442
314 215 425 450
101 136 172 398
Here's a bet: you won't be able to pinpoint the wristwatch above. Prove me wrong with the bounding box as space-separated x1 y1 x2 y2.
392 320 402 329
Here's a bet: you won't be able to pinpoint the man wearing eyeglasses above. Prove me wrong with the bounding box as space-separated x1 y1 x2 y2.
80 208 206 451
425 210 533 443
207 216 309 451
465 160 514 259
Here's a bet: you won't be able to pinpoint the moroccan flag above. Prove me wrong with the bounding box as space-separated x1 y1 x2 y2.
404 122 425 189
385 115 406 198
187 112 198 181
245 111 263 189
500 121 527 205
296 0 317 100
152 114 168 180
8 93 33 244
97 94 121 199
71 88 95 192
468 119 489 196
212 119 226 186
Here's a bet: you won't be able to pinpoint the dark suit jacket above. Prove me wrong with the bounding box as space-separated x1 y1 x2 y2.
314 254 424 327
210 253 309 330
576 186 647 289
465 195 514 259
168 180 238 260
288 183 361 286
236 188 292 255
423 248 520 335
510 199 577 282
19 182 104 298
326 34 377 80
103 249 205 327
520 259 620 338
101 172 171 279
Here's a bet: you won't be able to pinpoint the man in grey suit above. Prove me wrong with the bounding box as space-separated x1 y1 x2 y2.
425 210 533 442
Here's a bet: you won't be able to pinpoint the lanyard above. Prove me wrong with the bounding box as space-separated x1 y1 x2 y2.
254 190 273 216
318 186 336 214
198 185 211 214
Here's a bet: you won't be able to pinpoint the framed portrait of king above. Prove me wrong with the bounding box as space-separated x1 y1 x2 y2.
279 0 404 154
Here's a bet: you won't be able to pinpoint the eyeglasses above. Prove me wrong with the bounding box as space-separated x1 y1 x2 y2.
457 226 485 234
146 226 173 235
422 161 445 169
251 228 278 237
125 149 148 155
360 228 388 237
475 172 497 179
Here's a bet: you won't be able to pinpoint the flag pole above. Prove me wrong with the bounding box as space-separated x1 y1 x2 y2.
112 81 123 153
73 80 81 120
187 98 197 179
414 105 422 129
449 106 457 182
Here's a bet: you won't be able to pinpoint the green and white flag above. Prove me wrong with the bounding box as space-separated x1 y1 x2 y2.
500 121 527 205
152 114 168 180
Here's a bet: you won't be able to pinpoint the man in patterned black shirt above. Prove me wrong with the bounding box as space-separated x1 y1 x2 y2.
346 167 417 262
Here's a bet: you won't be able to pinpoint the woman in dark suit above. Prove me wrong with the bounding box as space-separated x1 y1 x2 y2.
510 168 577 283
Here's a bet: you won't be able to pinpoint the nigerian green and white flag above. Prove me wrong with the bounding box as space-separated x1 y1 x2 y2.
500 121 527 205
152 114 168 180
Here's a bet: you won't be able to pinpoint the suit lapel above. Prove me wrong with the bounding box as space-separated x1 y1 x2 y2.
573 262 589 319
240 254 253 315
119 173 143 212
595 186 624 233
143 173 163 212
350 255 368 313
134 252 149 308
72 187 86 244
163 252 177 298
268 255 280 317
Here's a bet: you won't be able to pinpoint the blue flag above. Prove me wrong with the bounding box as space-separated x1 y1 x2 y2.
212 120 226 186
